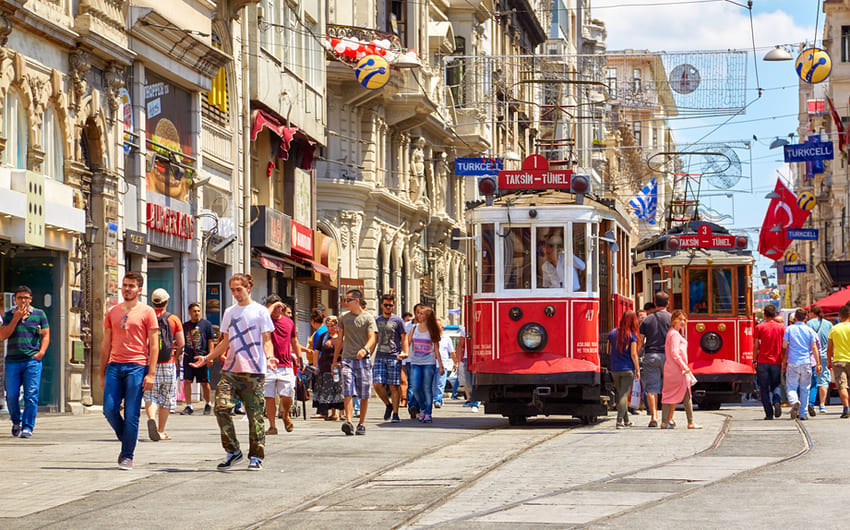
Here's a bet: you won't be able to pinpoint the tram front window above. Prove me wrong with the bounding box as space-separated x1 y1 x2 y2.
573 223 587 291
689 269 708 314
538 227 565 288
713 268 734 313
504 227 531 289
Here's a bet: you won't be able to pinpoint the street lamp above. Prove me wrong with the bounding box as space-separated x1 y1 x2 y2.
763 46 794 61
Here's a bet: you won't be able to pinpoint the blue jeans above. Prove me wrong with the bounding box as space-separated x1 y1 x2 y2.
405 364 418 409
786 363 812 416
757 363 782 418
5 358 43 431
410 364 436 416
451 376 460 399
433 368 447 405
103 363 148 460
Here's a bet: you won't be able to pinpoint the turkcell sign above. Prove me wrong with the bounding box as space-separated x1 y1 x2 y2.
787 228 819 240
498 169 572 190
783 264 807 273
455 157 503 176
784 142 834 163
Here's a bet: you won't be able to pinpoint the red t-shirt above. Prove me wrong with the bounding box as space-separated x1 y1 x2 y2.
754 320 785 365
270 316 297 368
104 303 158 365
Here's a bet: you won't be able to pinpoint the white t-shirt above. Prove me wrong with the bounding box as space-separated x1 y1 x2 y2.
220 302 275 374
438 335 454 371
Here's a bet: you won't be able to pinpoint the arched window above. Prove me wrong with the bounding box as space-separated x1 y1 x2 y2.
42 106 64 182
2 91 28 169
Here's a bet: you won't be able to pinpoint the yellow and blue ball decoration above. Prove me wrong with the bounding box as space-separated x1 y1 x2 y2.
784 247 799 263
797 191 816 211
355 54 390 90
795 48 832 84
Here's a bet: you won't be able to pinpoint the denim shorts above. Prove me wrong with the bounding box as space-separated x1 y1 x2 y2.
641 353 665 394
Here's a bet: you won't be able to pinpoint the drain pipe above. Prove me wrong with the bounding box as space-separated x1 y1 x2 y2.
241 5 252 271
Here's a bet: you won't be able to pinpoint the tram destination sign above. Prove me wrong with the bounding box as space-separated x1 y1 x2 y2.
497 154 572 190
787 228 819 240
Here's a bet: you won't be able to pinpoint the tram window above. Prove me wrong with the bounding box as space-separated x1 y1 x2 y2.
572 223 587 291
737 267 748 314
481 223 495 293
689 269 708 314
537 227 565 288
591 223 599 292
713 268 734 313
670 266 683 310
503 227 531 289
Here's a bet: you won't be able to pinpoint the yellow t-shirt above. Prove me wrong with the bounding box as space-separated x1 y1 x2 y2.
828 321 850 363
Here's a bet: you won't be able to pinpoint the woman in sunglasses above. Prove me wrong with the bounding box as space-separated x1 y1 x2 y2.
314 316 344 420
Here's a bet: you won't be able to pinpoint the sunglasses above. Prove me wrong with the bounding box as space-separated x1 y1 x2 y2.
382 303 394 308
345 297 360 303
326 318 338 324
120 315 129 329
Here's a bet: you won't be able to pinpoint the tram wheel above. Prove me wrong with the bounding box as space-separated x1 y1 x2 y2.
698 400 721 411
580 415 598 425
507 415 527 426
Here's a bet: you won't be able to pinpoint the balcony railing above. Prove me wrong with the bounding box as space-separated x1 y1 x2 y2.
325 24 403 66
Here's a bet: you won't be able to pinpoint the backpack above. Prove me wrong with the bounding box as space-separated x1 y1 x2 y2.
157 311 176 363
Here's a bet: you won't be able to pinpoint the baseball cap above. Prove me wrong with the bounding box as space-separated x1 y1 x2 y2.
151 288 170 304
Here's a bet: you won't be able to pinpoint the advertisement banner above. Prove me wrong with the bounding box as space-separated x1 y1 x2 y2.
205 283 222 327
145 72 193 201
455 157 503 176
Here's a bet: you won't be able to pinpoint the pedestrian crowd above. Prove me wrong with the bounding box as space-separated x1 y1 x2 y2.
1 273 475 471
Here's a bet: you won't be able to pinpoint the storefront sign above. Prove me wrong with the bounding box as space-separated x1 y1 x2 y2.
784 140 834 163
783 264 807 273
146 203 195 239
291 220 313 257
311 232 339 288
125 229 147 254
251 205 291 255
787 228 818 240
455 157 503 176
106 222 119 266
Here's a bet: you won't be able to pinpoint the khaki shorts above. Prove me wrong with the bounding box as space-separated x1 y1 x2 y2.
833 362 850 391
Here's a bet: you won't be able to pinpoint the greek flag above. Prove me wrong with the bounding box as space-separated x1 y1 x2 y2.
629 178 657 224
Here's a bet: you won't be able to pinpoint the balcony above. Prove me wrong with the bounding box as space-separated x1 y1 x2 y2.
325 24 404 67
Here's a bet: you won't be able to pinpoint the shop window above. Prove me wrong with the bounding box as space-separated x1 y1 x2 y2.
2 90 28 169
42 106 64 182
503 227 531 290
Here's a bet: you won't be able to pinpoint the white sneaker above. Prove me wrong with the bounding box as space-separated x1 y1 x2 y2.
471 405 479 413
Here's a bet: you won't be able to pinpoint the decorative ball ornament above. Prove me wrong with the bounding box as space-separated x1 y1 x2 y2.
795 48 832 84
784 248 799 263
669 64 700 94
355 54 390 90
797 191 816 211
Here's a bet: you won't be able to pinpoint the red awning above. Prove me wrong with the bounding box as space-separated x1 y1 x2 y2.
809 285 850 314
303 257 335 276
259 254 286 273
250 109 296 159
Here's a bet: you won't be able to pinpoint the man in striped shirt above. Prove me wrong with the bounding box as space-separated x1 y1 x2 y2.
1 286 50 438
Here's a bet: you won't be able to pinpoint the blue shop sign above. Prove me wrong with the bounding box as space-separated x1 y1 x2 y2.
783 264 807 273
784 141 834 163
455 157 503 176
787 228 819 240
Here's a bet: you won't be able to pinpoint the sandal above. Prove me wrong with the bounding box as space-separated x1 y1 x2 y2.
648 420 658 428
663 423 675 429
616 422 625 429
688 424 703 429
159 432 171 440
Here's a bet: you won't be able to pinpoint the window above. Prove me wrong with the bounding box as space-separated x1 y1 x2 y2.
42 107 64 182
633 68 641 92
737 266 749 314
689 269 708 314
843 26 850 62
387 0 406 43
503 227 531 289
447 37 466 107
632 121 641 146
2 90 27 169
572 223 587 291
652 127 658 148
537 226 565 288
712 268 734 313
606 68 617 99
480 223 494 293
304 15 323 89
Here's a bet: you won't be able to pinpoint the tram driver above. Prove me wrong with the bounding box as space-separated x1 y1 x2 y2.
541 234 586 290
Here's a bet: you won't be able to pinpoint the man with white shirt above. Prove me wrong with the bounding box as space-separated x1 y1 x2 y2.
434 319 454 408
541 235 586 290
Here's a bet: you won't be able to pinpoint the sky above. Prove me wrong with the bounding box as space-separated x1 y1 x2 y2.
595 0 819 279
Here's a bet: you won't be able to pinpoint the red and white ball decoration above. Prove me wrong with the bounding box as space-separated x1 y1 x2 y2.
324 35 417 68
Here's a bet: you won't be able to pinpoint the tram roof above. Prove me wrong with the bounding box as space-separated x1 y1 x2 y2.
467 191 632 225
634 220 754 261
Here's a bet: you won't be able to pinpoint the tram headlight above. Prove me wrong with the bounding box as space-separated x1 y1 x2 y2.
518 323 548 353
700 331 723 354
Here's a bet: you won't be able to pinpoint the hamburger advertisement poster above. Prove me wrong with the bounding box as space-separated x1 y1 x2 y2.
145 73 193 201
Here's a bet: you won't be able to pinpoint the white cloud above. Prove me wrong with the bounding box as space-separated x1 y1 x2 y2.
599 3 813 52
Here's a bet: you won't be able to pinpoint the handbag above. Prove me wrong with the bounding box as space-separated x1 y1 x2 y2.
296 373 311 401
688 373 698 386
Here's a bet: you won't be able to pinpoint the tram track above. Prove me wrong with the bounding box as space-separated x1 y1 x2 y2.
244 419 585 529
397 412 812 529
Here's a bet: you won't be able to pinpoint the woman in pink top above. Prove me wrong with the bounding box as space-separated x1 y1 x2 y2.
661 310 702 429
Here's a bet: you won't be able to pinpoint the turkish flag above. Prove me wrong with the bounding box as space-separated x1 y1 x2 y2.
757 178 811 260
826 95 847 152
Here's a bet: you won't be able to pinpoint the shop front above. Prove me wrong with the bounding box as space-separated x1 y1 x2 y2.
145 198 194 312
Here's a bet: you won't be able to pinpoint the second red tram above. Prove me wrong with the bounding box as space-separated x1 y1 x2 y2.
465 188 633 424
632 221 755 409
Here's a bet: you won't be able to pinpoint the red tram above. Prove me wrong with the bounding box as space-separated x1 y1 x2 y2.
632 221 755 409
465 157 633 424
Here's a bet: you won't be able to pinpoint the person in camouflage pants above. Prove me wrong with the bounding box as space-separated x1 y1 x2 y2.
215 372 266 458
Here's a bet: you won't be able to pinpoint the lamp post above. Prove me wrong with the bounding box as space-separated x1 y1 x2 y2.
79 220 99 406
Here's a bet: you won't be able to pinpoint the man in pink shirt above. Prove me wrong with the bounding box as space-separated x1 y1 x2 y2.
263 295 300 434
101 272 159 470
